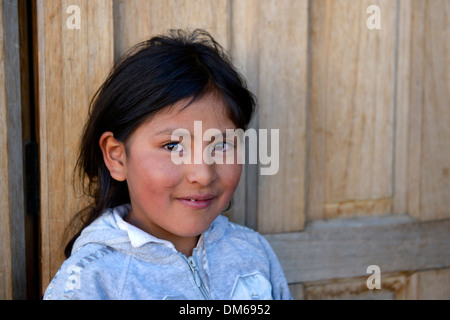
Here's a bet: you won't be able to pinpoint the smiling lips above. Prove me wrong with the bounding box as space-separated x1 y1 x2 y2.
176 194 216 209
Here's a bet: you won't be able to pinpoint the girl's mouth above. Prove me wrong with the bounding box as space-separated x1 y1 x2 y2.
176 194 216 209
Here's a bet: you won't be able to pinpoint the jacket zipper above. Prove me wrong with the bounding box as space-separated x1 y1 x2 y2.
182 254 211 300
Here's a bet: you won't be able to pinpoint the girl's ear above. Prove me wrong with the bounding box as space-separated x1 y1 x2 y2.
99 132 127 182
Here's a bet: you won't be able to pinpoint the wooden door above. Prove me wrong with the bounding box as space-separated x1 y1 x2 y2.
32 0 450 299
0 0 27 299
265 0 450 299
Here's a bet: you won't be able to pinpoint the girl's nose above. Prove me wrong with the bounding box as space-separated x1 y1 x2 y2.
185 161 217 186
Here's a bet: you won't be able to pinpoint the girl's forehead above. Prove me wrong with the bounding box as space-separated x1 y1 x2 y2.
141 93 236 133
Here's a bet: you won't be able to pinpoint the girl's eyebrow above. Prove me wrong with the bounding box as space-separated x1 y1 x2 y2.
155 127 228 139
155 128 179 136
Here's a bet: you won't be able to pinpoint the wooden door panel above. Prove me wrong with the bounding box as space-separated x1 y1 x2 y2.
265 218 450 284
0 0 26 299
409 0 450 221
36 0 114 290
309 0 397 220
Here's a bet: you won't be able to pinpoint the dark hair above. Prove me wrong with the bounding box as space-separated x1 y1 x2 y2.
64 29 256 257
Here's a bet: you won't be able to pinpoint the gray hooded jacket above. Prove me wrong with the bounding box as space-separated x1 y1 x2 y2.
43 204 292 300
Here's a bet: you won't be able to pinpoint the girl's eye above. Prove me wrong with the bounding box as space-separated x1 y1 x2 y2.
213 141 233 152
164 142 184 153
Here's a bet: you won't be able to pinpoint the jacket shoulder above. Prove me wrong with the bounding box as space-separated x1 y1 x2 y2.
223 220 274 254
226 220 263 240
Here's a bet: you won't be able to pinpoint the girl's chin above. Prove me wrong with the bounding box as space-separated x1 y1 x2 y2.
170 215 220 237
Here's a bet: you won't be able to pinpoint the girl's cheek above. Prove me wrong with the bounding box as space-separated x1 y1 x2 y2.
130 154 183 193
219 163 242 191
148 158 184 189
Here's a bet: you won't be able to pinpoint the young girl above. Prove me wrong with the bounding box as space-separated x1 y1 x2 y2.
43 29 291 300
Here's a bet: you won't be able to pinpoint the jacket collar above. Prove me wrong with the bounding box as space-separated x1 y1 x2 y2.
113 204 176 250
111 204 229 249
72 204 229 260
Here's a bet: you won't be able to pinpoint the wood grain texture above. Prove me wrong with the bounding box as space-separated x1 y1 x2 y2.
114 0 230 59
228 0 260 228
304 273 408 300
0 0 12 300
37 0 114 291
0 0 26 300
256 0 308 233
405 268 450 299
309 0 396 220
417 0 450 221
265 216 450 284
407 0 424 220
292 267 450 300
408 0 450 221
393 0 412 215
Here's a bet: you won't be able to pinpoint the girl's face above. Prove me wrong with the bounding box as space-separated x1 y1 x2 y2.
116 93 241 254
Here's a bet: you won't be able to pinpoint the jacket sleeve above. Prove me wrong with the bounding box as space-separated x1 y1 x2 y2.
257 234 293 300
43 245 122 300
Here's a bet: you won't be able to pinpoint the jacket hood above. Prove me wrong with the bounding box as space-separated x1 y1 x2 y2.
71 204 229 260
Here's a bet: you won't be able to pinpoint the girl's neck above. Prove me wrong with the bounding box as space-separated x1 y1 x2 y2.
173 236 200 257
